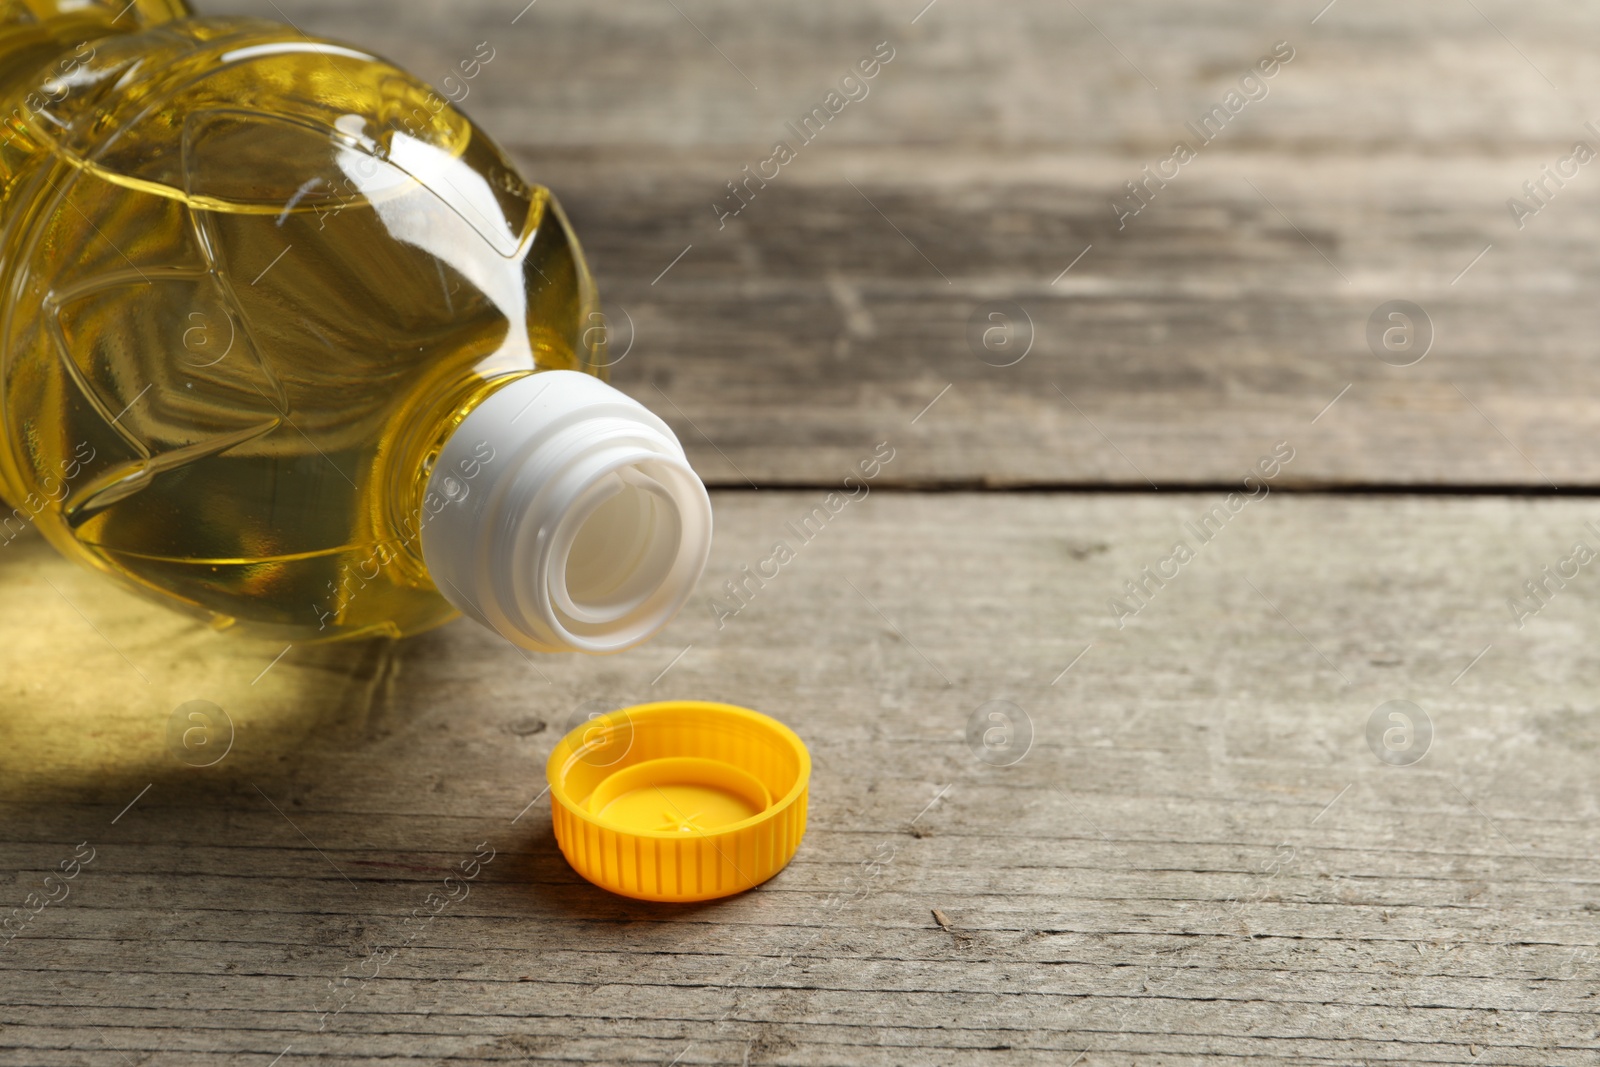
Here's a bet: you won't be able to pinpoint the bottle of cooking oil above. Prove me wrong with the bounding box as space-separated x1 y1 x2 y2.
0 0 711 652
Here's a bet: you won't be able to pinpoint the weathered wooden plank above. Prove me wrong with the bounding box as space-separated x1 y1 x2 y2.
563 150 1600 487
7 937 1600 1028
3 492 1600 1063
209 0 1600 153
175 0 1600 486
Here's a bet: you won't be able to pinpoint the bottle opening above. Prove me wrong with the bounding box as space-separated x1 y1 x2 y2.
555 462 685 626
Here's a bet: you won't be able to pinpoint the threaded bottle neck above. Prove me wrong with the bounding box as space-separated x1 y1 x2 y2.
419 371 713 655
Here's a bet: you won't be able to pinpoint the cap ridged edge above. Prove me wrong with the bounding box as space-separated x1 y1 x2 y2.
546 701 810 902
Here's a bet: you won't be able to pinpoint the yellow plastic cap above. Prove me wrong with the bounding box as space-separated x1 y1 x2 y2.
546 700 811 902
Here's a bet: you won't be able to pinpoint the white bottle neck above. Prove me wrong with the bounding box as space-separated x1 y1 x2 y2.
419 371 712 654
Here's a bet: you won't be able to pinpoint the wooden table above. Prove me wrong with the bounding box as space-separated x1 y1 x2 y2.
5 1 1599 1063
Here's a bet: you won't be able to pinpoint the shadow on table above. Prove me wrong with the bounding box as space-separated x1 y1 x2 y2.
0 531 752 923
0 530 416 808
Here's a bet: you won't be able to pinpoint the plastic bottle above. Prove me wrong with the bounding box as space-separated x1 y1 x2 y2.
0 0 712 653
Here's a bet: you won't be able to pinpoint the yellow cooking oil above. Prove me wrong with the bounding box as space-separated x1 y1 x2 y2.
0 0 608 641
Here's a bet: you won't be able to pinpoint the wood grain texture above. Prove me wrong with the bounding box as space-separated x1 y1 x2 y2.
4 2 1598 1064
4 492 1600 1064
197 0 1600 487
